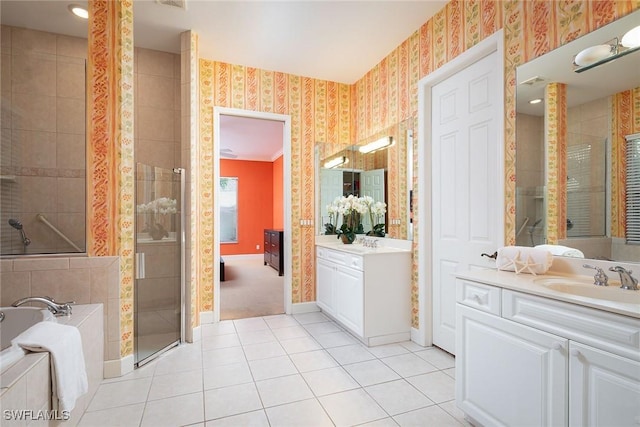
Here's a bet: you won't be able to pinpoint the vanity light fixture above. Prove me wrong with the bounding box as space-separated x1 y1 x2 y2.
574 25 640 73
68 4 89 19
359 136 393 154
324 156 348 169
529 98 543 105
621 25 640 48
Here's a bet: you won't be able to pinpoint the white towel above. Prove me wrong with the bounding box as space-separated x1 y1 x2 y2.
496 246 553 275
535 244 585 258
12 322 88 412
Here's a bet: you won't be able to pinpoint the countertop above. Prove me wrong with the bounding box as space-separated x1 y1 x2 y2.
455 268 640 319
316 241 412 256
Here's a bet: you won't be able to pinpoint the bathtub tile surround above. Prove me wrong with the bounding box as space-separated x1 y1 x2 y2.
0 304 103 427
0 256 127 376
78 313 462 426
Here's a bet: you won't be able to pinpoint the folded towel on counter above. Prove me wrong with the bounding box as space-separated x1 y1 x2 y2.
535 244 585 258
496 246 553 275
12 321 88 412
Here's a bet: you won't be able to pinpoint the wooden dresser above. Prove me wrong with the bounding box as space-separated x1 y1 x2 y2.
264 229 284 276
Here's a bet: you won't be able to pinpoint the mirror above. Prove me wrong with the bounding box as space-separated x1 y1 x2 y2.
316 121 411 240
1 1 88 255
516 9 640 263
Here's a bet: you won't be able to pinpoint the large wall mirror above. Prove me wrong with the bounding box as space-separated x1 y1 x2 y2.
1 1 88 255
315 120 412 240
516 9 640 263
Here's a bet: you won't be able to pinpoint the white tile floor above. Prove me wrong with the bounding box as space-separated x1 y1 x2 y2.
79 312 470 427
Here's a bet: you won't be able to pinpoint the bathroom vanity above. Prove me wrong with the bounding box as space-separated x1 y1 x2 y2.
315 239 412 346
454 268 640 427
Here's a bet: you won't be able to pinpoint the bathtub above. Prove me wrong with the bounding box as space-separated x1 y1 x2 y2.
0 306 56 372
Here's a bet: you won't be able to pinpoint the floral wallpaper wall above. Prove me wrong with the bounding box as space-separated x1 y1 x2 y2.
198 63 352 310
87 0 135 357
545 82 568 244
86 0 639 352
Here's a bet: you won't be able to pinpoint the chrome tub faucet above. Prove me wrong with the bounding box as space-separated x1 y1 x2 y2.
12 296 74 316
609 266 638 291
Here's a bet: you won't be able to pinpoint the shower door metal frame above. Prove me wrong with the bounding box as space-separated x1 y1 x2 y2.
134 165 186 368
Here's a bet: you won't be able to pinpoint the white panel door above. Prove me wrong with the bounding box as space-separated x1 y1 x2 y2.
569 341 640 427
316 258 336 315
432 51 501 354
456 305 568 427
334 265 364 336
361 169 385 231
320 168 344 232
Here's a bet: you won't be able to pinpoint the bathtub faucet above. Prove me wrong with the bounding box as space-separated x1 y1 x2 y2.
11 296 74 316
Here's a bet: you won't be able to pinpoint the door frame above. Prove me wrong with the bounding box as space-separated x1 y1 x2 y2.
415 31 504 346
213 107 293 320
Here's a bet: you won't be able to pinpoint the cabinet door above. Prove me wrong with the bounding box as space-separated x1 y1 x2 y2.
569 341 640 427
316 258 335 315
456 304 568 427
335 265 364 336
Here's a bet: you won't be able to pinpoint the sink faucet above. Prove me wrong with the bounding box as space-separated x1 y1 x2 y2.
609 266 639 291
583 264 609 286
12 296 74 316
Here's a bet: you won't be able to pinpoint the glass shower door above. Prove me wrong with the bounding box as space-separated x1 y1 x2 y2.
134 163 183 366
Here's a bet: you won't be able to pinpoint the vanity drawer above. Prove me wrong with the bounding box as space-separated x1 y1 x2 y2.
503 290 640 361
456 279 501 315
316 247 363 271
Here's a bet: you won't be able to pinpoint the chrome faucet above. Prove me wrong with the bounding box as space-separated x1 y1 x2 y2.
609 266 638 291
12 296 74 316
583 264 609 286
0 311 4 322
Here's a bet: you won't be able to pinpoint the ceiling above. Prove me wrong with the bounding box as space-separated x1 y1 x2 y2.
1 0 446 161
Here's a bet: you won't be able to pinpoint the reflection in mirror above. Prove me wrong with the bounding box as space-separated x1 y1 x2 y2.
1 1 87 255
316 121 412 241
516 9 640 263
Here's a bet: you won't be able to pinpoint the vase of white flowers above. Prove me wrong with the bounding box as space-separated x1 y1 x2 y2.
137 197 177 240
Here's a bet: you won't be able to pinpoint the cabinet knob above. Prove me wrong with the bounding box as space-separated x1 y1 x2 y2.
570 349 581 357
552 342 563 351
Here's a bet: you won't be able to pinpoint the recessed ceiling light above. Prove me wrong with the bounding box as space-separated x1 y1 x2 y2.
529 98 543 105
68 4 88 19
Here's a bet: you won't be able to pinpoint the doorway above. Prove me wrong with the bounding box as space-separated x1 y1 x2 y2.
417 31 504 352
214 108 293 321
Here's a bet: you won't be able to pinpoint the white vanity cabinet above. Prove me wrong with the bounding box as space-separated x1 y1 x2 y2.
316 244 411 346
456 277 640 427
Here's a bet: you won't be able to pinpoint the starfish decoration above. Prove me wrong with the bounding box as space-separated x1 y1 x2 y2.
513 253 542 275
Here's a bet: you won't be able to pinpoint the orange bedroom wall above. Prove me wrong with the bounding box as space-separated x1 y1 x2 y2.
273 155 284 229
220 159 274 255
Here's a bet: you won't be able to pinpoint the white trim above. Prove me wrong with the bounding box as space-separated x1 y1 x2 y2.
416 30 504 347
103 354 134 379
200 310 215 325
213 108 293 323
291 302 321 314
191 325 202 343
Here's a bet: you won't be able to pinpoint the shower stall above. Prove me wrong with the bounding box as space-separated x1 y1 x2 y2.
134 163 185 366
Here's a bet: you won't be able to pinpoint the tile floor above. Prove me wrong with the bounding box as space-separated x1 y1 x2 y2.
79 312 470 427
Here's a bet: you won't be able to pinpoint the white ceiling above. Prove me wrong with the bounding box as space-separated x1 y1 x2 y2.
1 0 446 161
220 115 284 161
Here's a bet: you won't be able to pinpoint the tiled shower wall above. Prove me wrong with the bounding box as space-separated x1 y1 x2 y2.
134 48 181 169
0 26 87 255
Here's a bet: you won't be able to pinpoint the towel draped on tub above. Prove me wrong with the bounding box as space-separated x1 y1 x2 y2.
12 321 88 412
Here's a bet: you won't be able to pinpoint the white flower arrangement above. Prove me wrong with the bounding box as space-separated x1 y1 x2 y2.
137 197 177 238
324 195 386 239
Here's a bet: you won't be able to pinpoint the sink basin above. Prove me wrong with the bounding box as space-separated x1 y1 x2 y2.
533 277 640 304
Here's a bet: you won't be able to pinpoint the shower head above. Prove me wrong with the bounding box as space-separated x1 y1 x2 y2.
8 218 23 230
8 218 31 246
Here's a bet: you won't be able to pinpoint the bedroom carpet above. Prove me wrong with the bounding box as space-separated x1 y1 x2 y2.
220 254 285 320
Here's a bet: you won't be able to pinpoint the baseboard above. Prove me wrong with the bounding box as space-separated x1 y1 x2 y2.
190 325 201 343
222 254 263 260
200 310 215 324
290 302 321 314
411 327 428 346
103 354 134 378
